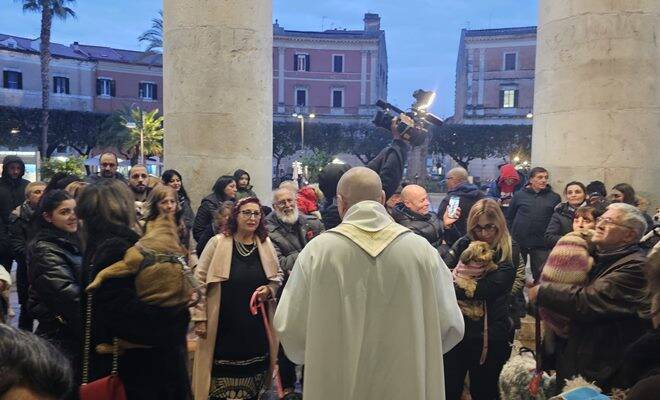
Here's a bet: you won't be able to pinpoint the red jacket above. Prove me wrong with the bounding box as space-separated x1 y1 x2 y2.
297 187 318 214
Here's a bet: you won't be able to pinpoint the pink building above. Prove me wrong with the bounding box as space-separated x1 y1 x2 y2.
273 13 388 124
450 26 536 179
73 43 163 114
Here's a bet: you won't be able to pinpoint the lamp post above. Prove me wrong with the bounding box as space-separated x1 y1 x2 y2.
292 112 315 153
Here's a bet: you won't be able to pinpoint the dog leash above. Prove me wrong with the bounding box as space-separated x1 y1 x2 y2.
250 290 285 399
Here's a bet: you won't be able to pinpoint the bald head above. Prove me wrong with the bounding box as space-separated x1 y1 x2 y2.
337 167 385 217
447 167 468 190
400 184 430 215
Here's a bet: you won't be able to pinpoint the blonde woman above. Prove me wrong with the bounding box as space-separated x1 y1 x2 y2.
192 197 282 400
442 198 516 400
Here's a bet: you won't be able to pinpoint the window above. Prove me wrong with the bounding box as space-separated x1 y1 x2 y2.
97 78 115 97
3 70 22 89
332 89 343 108
504 53 517 71
500 89 518 108
53 76 70 94
139 82 158 100
332 54 344 73
296 89 307 106
294 54 310 71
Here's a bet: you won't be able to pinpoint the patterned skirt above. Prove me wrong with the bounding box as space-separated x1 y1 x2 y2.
209 354 269 399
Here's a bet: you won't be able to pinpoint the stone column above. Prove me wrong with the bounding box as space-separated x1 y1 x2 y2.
163 0 273 207
532 1 660 204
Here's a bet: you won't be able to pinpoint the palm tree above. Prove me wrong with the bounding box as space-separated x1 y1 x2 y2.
138 10 163 54
20 0 76 159
121 107 164 165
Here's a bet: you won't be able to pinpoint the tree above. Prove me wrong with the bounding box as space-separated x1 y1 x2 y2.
21 0 76 159
272 122 300 178
429 124 532 170
341 124 390 164
41 155 85 180
138 10 163 54
121 108 164 165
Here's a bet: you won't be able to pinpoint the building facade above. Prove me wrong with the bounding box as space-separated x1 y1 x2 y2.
450 26 536 180
273 13 387 124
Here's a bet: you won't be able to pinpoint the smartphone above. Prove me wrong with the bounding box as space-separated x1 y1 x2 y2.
447 196 460 219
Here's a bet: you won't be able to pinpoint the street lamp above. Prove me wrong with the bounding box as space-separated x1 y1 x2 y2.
291 112 315 153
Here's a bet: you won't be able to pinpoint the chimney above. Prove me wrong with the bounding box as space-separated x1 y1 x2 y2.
363 13 380 32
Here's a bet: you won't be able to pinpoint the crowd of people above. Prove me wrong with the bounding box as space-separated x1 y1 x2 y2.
0 135 658 400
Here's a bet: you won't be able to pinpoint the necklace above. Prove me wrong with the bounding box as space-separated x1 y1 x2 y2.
235 238 256 257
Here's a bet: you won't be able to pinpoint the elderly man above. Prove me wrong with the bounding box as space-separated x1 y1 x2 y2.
274 167 464 400
127 164 151 202
529 203 650 392
438 167 484 246
86 152 127 184
266 187 324 396
391 184 444 249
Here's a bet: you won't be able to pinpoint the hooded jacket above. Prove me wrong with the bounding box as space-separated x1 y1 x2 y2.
233 169 257 200
318 163 351 230
391 203 444 249
0 156 30 223
438 182 485 246
507 185 561 248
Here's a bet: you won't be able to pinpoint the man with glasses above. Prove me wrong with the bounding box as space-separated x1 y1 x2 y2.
529 202 650 392
86 152 128 184
266 187 323 397
438 167 485 246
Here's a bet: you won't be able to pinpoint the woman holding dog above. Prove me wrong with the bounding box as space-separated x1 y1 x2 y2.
192 197 282 400
77 179 191 399
442 198 516 400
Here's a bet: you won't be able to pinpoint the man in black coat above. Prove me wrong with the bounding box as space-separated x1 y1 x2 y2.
391 184 443 249
318 163 351 230
437 167 485 246
266 187 324 396
8 181 46 331
507 167 561 281
85 152 127 184
0 155 30 273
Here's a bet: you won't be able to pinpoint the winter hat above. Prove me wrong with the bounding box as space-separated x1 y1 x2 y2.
497 164 520 193
540 230 594 337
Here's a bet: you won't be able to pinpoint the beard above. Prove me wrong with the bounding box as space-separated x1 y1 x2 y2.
276 207 299 225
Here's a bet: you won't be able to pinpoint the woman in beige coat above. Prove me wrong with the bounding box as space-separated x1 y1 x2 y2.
192 197 282 400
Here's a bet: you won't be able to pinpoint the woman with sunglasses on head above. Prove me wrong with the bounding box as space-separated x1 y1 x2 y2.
191 197 283 400
442 198 516 400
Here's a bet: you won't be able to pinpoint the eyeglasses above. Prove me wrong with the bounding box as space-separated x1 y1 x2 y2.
240 210 262 219
473 223 498 233
275 199 295 207
596 217 633 230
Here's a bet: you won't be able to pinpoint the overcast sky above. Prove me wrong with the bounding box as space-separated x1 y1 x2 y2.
0 0 537 117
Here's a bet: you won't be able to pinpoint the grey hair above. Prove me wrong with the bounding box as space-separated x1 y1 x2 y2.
448 167 469 182
608 202 648 241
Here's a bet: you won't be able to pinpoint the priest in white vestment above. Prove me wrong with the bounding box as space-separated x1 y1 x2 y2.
274 167 464 400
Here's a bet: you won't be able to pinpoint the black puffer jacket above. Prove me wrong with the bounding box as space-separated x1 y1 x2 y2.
391 203 443 248
193 193 222 242
507 185 561 248
544 202 577 249
8 202 37 304
438 182 485 246
443 236 516 340
0 155 30 222
266 212 324 272
321 198 341 230
318 163 351 230
27 225 83 336
84 224 191 399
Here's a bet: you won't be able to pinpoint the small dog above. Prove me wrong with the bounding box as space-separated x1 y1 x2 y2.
452 241 497 320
